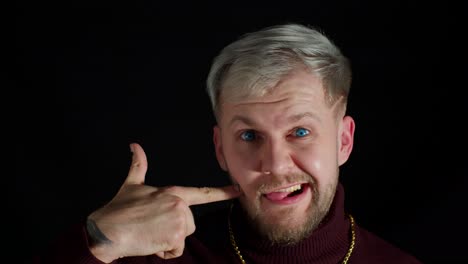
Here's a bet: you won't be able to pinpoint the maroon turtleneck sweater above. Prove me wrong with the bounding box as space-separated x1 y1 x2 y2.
34 184 422 264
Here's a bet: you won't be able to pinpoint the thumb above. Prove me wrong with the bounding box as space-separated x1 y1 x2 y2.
124 143 148 185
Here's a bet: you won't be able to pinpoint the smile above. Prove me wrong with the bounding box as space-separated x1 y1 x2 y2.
275 184 302 193
262 183 310 205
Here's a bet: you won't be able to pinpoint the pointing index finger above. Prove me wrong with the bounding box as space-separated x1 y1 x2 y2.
167 185 241 206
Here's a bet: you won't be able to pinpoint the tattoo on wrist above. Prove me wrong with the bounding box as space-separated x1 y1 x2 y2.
86 219 113 245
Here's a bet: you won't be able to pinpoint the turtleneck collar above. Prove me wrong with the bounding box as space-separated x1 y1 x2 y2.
229 183 351 263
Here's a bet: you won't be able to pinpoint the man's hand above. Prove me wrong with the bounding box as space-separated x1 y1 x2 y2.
87 143 240 263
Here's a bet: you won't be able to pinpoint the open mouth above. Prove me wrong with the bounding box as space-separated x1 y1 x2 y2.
263 183 309 203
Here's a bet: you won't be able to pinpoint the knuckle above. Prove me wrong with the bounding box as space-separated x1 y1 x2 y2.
188 222 196 235
131 161 147 170
196 187 214 201
198 187 213 195
167 228 185 245
150 192 188 211
172 210 187 227
169 196 187 210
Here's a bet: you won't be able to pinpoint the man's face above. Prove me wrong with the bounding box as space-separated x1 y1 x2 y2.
213 69 355 244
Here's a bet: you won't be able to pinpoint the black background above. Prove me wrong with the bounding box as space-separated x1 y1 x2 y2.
15 1 467 263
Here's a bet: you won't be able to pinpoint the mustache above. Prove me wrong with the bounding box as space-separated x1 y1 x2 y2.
257 172 315 194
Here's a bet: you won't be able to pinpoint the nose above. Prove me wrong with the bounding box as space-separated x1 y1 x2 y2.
260 139 295 176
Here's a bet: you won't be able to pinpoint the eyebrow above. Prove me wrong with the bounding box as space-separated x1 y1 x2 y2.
229 116 255 127
229 112 321 127
288 112 322 124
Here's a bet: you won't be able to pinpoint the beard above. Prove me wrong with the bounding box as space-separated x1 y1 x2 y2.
234 172 338 246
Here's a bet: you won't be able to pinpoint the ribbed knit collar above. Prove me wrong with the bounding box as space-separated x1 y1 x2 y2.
229 183 351 264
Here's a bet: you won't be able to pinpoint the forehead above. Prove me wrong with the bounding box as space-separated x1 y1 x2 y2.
218 70 330 126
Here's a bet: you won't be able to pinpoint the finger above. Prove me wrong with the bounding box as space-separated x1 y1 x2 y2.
124 143 148 185
183 205 196 236
155 251 165 259
154 241 185 260
163 241 185 259
166 185 241 206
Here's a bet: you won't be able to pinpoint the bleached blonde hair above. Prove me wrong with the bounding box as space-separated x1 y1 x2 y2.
206 23 352 120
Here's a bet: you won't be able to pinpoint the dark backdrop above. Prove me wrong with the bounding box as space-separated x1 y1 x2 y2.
15 1 467 263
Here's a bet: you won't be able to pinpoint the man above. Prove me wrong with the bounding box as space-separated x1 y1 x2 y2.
35 23 422 263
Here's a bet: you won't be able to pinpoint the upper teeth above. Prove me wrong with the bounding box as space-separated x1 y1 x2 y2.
277 184 302 193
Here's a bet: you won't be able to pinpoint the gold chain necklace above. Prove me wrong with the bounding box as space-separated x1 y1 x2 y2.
228 204 356 264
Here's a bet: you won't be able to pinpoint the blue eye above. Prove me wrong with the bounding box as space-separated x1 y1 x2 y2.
294 128 310 137
240 130 256 141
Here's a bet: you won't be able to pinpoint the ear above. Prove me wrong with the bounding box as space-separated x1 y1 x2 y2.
213 126 228 171
338 116 355 166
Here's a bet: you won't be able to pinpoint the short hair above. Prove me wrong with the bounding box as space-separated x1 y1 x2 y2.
206 23 352 120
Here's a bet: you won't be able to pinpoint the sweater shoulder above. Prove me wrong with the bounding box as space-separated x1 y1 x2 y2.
352 226 423 264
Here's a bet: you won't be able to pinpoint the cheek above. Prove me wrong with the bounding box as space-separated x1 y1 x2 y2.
293 145 338 179
223 141 259 188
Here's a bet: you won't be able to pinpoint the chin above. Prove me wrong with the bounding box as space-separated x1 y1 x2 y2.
259 205 326 245
239 199 318 246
